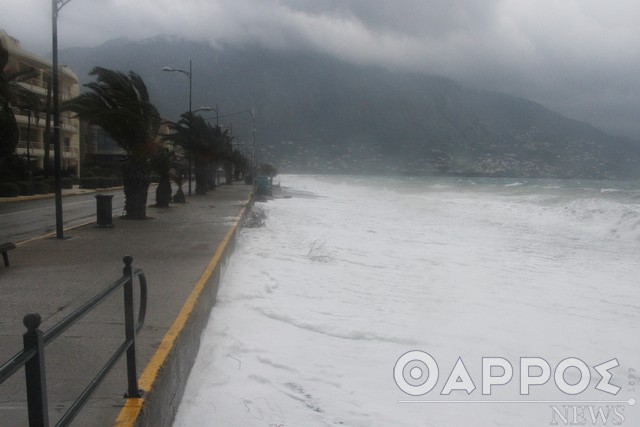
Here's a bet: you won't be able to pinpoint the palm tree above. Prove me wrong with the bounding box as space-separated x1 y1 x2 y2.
63 67 160 219
151 145 174 208
165 112 223 195
231 149 248 181
217 128 235 184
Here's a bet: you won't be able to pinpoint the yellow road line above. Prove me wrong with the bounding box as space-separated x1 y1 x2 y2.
16 220 97 246
114 201 249 426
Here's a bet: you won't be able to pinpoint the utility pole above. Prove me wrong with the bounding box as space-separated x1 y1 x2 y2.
52 0 73 239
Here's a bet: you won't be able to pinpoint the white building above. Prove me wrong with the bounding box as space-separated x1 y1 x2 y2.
1 28 80 174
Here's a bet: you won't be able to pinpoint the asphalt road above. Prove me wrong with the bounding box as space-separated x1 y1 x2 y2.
0 189 125 243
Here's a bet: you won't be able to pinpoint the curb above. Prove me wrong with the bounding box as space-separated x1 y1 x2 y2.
0 187 125 203
114 193 253 427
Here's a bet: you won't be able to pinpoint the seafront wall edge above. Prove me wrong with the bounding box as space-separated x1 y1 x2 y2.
114 194 252 427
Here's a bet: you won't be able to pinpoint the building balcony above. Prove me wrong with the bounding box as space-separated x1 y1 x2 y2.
61 119 79 133
13 108 47 124
13 109 78 133
11 75 77 106
16 141 79 159
16 80 47 96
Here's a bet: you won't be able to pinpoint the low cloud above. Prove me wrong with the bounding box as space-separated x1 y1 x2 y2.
3 0 640 138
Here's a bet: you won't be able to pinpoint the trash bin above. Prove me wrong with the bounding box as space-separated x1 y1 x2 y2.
95 194 114 228
257 175 272 196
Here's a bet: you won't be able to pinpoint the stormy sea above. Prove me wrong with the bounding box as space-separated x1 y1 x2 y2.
173 174 640 427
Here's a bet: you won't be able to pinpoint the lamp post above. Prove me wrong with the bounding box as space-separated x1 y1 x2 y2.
52 0 72 239
26 109 31 176
249 109 255 186
162 61 195 195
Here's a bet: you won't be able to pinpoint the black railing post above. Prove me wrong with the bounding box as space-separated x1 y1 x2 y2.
122 256 142 398
22 313 49 427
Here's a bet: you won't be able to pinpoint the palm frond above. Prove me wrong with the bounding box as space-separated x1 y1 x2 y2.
62 67 160 158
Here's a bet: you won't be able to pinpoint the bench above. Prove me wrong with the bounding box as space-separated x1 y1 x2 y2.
1 242 16 267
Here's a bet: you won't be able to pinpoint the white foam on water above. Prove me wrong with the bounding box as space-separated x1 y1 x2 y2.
173 175 640 427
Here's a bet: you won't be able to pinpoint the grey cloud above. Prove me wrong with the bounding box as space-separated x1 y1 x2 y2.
2 0 640 138
279 0 500 38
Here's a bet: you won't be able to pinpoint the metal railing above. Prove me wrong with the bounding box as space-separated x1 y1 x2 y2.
0 256 148 427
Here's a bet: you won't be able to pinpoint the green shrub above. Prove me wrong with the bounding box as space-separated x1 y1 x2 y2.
80 176 122 189
17 181 35 196
0 182 21 197
80 177 99 189
61 177 73 189
96 177 111 188
88 166 104 177
45 179 56 189
33 181 50 194
42 178 74 190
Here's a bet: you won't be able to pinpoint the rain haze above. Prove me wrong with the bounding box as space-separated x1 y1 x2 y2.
2 0 640 139
3 2 640 426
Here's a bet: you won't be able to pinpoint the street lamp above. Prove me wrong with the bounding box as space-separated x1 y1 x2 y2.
248 109 256 187
162 61 196 194
212 103 219 126
26 109 32 176
52 0 72 239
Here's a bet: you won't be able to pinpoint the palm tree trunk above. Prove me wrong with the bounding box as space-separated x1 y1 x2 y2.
122 161 150 219
155 175 172 207
195 161 208 195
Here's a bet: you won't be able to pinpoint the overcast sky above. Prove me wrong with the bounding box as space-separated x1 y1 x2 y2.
3 0 640 139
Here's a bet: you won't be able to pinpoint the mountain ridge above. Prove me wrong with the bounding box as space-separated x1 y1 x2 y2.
59 36 640 178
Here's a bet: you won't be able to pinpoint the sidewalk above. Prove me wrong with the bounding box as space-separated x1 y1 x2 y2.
0 183 253 426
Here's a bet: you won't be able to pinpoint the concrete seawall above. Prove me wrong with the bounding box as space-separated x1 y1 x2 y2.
116 200 247 426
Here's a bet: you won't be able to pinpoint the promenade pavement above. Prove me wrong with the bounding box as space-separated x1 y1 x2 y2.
0 183 253 426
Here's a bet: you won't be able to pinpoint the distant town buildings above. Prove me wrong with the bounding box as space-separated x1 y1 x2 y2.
1 29 81 175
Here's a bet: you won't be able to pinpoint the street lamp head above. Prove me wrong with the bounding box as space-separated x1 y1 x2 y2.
161 66 191 78
195 106 215 112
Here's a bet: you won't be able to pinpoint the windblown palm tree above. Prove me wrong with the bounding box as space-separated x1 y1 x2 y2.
151 145 174 208
231 149 248 181
165 112 226 195
216 127 235 184
63 67 160 219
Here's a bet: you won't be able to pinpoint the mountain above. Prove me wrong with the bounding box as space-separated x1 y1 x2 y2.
59 37 640 178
